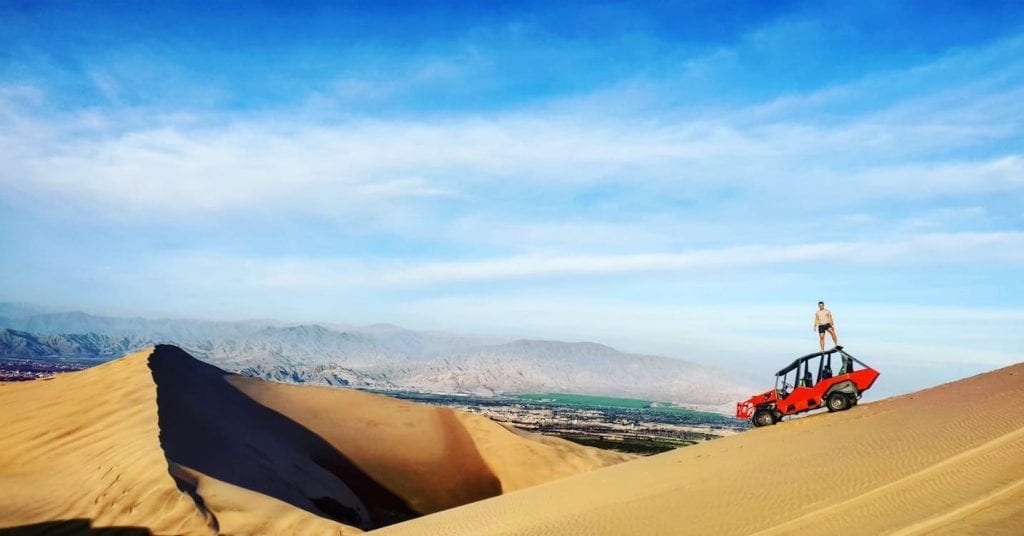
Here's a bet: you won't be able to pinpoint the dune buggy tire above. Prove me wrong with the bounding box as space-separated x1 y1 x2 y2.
826 392 851 412
753 409 777 427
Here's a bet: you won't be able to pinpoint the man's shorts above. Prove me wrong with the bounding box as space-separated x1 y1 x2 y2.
818 323 832 334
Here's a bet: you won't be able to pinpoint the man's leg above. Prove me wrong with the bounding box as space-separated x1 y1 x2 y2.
819 331 826 351
828 326 839 347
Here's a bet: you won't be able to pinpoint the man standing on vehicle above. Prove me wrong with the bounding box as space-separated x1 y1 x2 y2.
814 301 839 352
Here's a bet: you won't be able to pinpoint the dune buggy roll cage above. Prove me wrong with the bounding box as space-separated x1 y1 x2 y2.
774 347 868 393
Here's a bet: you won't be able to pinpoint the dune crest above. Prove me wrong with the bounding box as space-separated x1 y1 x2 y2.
0 348 218 534
0 345 631 533
376 362 1024 535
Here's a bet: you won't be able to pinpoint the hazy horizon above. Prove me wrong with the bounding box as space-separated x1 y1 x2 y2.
2 298 1014 402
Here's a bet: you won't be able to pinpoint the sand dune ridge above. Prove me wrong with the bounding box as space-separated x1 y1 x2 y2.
0 345 631 534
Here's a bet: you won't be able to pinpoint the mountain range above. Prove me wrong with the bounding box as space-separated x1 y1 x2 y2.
0 303 751 411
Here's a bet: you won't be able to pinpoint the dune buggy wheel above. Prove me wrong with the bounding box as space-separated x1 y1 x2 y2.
826 392 851 412
752 409 777 427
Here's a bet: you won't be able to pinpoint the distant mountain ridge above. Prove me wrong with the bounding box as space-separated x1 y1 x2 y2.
0 303 751 412
0 328 152 359
0 304 272 341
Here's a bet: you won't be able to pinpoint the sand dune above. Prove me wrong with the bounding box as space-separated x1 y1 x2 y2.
376 362 1024 536
5 344 1019 535
0 345 630 534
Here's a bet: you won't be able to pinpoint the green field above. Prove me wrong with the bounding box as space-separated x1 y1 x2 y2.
513 392 654 409
511 392 726 420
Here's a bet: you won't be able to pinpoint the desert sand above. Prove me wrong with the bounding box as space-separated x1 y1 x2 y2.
377 362 1024 536
0 345 630 534
3 345 1021 535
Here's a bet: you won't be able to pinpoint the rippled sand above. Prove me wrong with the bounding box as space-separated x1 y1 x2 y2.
376 362 1024 536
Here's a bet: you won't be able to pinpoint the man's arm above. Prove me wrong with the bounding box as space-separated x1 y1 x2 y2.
813 314 818 329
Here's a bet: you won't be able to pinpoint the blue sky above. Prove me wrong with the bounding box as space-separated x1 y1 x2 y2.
1 1 1023 395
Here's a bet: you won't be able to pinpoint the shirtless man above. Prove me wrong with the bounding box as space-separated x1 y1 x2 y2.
813 301 839 352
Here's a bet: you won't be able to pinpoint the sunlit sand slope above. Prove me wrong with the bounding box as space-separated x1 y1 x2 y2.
0 348 219 535
376 363 1024 536
0 347 358 534
0 345 630 534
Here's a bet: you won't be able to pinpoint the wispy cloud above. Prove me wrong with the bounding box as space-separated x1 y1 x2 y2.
2 85 1021 221
140 232 1024 290
843 157 1023 198
0 32 1021 220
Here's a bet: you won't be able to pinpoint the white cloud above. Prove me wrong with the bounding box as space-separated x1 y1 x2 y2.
141 232 1024 291
840 156 1024 198
1 28 1022 223
2 105 1019 222
355 177 457 199
379 232 1024 285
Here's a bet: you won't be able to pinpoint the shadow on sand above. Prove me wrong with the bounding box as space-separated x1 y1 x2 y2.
148 344 420 530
